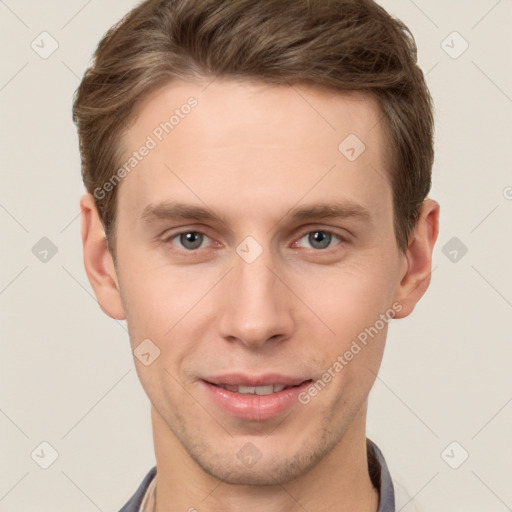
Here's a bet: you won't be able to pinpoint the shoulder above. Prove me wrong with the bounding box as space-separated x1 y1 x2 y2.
367 438 396 512
393 479 421 511
119 466 157 512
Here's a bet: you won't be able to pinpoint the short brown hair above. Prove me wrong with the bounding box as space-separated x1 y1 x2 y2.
72 0 434 256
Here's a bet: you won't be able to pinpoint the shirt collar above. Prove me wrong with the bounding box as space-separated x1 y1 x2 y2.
129 438 395 512
367 438 396 512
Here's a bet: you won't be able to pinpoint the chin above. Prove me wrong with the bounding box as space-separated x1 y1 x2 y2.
189 437 333 487
202 460 307 486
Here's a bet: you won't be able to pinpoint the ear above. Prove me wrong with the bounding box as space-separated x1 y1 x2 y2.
393 198 440 319
80 193 126 320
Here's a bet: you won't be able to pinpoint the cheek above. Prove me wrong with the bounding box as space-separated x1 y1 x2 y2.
118 271 200 404
117 256 198 332
117 262 214 380
292 261 395 397
297 263 395 341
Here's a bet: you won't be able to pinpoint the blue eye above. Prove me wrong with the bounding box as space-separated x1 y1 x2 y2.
298 231 342 250
165 229 343 253
170 231 210 250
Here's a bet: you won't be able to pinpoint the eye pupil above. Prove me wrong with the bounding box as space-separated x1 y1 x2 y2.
308 231 331 249
180 232 203 250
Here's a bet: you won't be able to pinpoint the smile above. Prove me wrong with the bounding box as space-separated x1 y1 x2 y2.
201 376 313 421
215 384 299 395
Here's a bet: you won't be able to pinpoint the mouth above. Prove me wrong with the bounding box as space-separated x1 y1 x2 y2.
209 382 309 395
200 375 313 421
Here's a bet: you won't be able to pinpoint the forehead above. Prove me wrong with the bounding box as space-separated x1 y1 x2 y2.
117 79 392 226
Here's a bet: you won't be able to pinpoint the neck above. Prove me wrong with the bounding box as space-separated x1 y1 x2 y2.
151 403 379 512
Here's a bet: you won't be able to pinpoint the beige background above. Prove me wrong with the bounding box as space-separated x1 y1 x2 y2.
1 0 511 510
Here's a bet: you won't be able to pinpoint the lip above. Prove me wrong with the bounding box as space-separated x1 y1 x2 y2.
200 374 313 421
204 373 309 387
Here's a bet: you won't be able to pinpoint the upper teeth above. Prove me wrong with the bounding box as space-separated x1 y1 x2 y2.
219 384 287 395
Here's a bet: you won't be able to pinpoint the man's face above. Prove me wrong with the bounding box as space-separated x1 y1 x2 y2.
112 79 407 484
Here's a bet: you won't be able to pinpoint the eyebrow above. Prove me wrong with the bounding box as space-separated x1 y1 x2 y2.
140 200 372 227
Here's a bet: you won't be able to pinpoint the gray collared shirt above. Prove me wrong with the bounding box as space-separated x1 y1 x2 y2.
119 438 395 512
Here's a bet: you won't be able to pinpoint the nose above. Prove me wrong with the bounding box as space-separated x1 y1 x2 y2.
217 246 295 350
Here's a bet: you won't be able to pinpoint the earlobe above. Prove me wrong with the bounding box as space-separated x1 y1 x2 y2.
80 193 126 320
393 198 440 319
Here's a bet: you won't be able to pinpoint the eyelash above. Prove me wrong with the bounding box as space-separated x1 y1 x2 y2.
163 229 346 252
